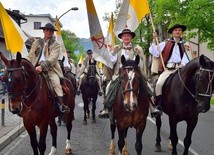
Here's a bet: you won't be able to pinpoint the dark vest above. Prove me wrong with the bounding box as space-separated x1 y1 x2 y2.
159 38 185 73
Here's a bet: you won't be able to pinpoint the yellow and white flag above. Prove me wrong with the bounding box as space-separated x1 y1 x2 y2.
78 54 84 65
85 0 113 69
114 0 151 38
106 12 116 51
55 16 70 68
0 2 28 58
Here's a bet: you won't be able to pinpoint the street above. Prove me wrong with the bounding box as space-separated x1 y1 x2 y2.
1 94 214 155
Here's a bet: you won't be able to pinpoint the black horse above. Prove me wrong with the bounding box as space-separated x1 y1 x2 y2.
155 55 214 155
80 60 99 125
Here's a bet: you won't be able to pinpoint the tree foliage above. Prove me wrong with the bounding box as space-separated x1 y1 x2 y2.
103 0 214 51
61 30 84 64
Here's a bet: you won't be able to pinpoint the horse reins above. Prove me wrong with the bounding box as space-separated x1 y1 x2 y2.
178 67 214 101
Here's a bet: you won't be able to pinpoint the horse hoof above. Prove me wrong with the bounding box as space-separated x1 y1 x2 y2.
65 147 72 154
155 144 161 152
168 142 173 150
92 119 96 123
83 120 87 125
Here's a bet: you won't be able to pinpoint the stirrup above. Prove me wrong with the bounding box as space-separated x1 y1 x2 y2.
98 91 103 96
151 106 162 118
59 104 70 114
98 109 109 118
76 89 81 95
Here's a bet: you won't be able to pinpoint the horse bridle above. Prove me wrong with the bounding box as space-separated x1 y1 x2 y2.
122 66 139 95
6 66 40 109
178 67 214 101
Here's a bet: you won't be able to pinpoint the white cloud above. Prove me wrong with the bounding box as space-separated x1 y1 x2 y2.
1 0 116 38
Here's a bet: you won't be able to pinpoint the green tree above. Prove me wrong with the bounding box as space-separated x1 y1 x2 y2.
61 30 84 64
153 0 214 50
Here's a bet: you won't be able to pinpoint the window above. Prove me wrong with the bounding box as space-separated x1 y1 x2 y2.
34 22 41 29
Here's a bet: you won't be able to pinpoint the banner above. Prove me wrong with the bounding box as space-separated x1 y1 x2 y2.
85 0 113 69
106 12 116 50
0 2 28 57
55 16 70 68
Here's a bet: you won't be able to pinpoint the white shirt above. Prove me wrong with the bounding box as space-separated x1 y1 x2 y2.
149 39 189 66
39 42 48 63
109 43 135 67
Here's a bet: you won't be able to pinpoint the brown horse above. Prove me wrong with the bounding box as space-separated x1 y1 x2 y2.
58 57 77 126
109 55 149 155
0 52 75 155
80 59 99 125
155 55 214 155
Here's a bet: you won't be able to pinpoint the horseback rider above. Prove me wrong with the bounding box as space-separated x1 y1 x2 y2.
149 24 192 113
27 23 70 114
99 29 161 118
76 49 103 96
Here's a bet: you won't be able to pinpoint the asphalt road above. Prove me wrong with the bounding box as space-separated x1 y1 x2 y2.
1 94 214 155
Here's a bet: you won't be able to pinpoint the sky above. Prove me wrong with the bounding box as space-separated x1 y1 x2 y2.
1 0 116 38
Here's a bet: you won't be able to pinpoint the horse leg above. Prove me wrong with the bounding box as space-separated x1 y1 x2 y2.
183 118 198 155
122 128 129 155
65 113 73 154
155 115 162 152
117 127 126 154
169 118 178 155
48 120 57 155
25 123 39 155
109 122 116 155
83 101 88 125
38 123 48 155
91 98 96 123
57 116 61 126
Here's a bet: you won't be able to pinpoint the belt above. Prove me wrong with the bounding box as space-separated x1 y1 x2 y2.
166 63 180 70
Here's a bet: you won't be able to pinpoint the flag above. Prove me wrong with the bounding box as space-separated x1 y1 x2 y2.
106 12 116 51
98 61 103 69
0 2 28 57
85 0 113 69
78 54 84 65
114 0 150 38
55 16 70 68
114 0 130 37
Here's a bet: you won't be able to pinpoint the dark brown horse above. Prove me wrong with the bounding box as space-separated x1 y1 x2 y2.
155 55 214 155
58 57 77 126
0 52 75 155
80 59 99 125
109 55 149 155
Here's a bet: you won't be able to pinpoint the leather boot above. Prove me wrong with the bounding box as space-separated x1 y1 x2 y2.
152 95 163 117
57 96 70 114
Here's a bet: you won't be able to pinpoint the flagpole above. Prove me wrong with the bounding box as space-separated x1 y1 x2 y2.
149 13 166 71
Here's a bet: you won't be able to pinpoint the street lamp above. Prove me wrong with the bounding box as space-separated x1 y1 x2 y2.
58 7 79 20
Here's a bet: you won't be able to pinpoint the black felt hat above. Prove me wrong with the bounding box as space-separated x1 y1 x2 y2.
118 29 135 39
168 24 186 34
86 49 93 54
40 23 57 31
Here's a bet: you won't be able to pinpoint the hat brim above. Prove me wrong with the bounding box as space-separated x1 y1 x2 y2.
168 25 186 34
118 32 135 39
39 27 57 31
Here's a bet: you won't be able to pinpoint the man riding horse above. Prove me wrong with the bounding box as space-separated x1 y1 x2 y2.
27 23 70 114
76 49 103 96
99 29 161 118
149 24 193 113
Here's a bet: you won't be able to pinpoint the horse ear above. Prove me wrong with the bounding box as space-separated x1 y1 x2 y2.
62 56 65 63
199 54 208 68
0 52 9 67
135 55 140 65
16 52 22 64
121 55 126 66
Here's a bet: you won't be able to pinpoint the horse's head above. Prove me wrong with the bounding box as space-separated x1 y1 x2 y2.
58 56 65 75
0 52 38 114
87 59 97 85
120 55 140 112
195 55 214 113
